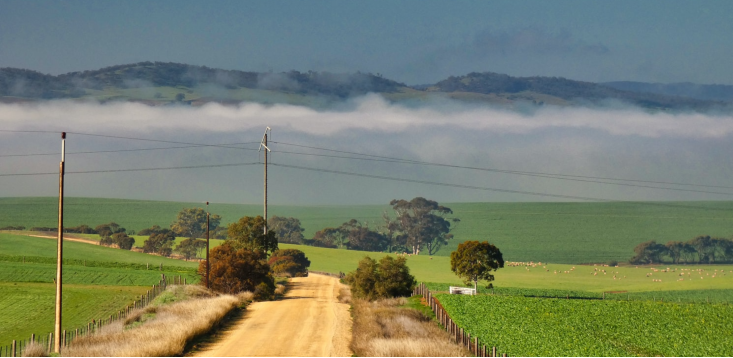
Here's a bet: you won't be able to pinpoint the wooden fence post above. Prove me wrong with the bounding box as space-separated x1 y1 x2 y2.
11 340 15 357
48 333 53 352
493 346 497 357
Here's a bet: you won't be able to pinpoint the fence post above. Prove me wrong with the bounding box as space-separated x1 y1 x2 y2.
493 346 497 357
475 337 478 355
48 333 53 352
11 340 16 357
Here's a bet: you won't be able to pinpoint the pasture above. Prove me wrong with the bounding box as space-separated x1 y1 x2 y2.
2 197 733 264
437 294 733 356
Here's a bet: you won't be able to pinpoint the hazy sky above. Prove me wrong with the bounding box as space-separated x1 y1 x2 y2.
1 0 732 85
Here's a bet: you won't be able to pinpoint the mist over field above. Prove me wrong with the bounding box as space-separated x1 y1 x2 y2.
1 96 733 205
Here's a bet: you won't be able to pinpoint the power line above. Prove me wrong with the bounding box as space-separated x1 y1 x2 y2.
271 150 733 197
0 162 260 177
0 142 260 158
269 162 733 212
271 140 733 191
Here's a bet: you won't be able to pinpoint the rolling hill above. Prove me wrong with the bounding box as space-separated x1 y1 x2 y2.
1 62 729 111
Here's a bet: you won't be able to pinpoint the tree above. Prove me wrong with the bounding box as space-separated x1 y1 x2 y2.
450 241 504 291
112 232 135 250
175 238 207 261
100 232 134 250
373 256 415 298
198 242 274 294
143 231 176 257
309 227 343 248
342 220 390 252
344 255 415 300
386 197 459 255
268 216 305 244
95 222 124 238
138 225 168 236
689 235 714 263
268 249 311 277
227 216 278 256
629 240 668 264
665 241 685 264
171 207 221 239
344 257 379 299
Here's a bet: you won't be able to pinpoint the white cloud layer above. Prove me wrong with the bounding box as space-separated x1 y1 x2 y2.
1 95 732 139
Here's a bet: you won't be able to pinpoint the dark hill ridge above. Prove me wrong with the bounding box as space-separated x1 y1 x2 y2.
0 62 729 111
431 72 723 110
0 62 405 100
602 81 733 102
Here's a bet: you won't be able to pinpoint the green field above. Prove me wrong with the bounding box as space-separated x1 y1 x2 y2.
0 282 148 347
0 232 198 268
3 197 733 264
437 294 733 356
0 233 199 348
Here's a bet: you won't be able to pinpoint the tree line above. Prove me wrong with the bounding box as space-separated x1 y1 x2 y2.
630 235 733 264
272 197 460 255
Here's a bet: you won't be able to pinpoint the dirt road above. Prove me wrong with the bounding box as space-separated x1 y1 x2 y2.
193 273 353 357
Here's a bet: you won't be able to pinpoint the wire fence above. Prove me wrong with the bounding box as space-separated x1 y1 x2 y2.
0 274 190 357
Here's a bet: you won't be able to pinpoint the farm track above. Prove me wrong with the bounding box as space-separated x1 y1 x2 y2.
192 274 352 357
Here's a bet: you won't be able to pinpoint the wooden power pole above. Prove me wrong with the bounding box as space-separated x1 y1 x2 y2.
205 201 210 289
54 132 66 353
259 127 271 234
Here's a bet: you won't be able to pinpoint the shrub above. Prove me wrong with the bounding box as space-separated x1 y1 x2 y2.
344 256 415 300
268 249 310 277
253 281 275 301
198 242 274 294
0 225 25 230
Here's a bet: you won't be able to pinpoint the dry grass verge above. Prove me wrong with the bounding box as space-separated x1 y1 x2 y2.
350 297 468 357
62 285 243 357
21 341 47 357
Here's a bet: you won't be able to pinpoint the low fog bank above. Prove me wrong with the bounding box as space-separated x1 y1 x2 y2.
1 95 733 205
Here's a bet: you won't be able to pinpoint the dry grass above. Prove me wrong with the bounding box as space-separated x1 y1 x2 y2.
21 341 47 357
350 298 468 357
338 286 352 304
274 284 286 296
62 287 241 357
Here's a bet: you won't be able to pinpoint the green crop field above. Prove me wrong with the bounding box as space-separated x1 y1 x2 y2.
3 197 733 264
437 294 733 356
0 282 148 348
0 233 198 268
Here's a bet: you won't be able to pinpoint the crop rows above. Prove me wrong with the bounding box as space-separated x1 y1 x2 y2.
437 294 733 356
0 262 198 286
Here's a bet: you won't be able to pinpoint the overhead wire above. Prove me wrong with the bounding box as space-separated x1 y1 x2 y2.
269 162 733 213
270 141 733 191
0 162 260 177
271 149 733 197
0 142 260 158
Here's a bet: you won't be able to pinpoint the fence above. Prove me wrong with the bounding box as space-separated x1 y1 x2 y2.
413 282 508 357
0 274 190 357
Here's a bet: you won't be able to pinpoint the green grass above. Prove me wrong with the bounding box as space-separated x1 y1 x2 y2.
284 244 733 295
437 294 733 356
0 232 198 268
0 282 148 347
4 197 733 264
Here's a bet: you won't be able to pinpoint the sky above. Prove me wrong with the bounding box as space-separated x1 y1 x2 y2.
1 0 733 85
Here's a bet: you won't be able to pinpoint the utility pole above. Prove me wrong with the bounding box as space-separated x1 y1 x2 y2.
205 201 210 289
54 132 65 354
259 127 271 234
